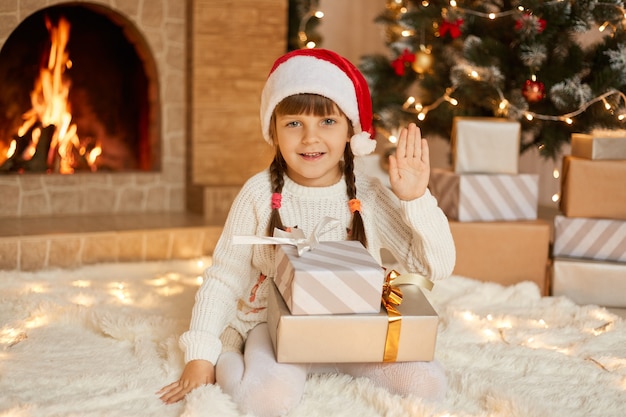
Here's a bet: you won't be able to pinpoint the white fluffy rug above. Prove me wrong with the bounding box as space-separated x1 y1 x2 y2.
1 258 624 417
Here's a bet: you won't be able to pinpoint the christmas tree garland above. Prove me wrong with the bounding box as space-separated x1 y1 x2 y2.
360 0 626 158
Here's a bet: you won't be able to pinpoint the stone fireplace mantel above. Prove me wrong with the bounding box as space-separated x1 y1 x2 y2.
0 0 286 270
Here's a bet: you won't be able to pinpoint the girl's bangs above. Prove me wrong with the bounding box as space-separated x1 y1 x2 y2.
275 94 342 116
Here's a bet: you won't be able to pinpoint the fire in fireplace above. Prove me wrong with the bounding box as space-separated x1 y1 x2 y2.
0 4 154 174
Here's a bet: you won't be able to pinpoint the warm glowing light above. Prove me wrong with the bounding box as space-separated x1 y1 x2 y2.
71 294 95 307
463 311 475 321
305 41 316 49
401 30 413 37
489 13 496 19
314 10 324 18
389 135 398 144
72 280 92 288
552 193 560 202
525 113 534 121
417 112 426 121
146 277 169 287
6 140 16 159
30 284 48 294
497 320 512 329
552 168 560 179
25 315 49 329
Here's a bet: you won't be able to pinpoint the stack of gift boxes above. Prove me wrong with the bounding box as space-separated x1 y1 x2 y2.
551 133 626 308
427 117 551 294
266 240 439 363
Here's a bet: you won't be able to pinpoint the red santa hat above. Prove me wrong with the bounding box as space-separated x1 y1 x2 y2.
260 48 376 156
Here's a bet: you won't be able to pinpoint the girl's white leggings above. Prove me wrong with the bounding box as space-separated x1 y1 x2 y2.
216 323 447 417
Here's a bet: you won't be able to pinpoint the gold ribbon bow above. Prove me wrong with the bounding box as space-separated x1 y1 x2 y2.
381 269 434 362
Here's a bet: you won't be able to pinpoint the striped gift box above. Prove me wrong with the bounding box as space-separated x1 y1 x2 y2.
429 169 539 221
274 241 384 315
553 215 626 262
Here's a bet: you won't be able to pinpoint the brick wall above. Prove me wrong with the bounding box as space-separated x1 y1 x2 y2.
188 0 285 224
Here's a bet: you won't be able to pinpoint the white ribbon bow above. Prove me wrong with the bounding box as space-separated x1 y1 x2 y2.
232 217 340 256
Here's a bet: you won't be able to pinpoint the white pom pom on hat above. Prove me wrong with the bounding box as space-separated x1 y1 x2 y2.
260 48 376 156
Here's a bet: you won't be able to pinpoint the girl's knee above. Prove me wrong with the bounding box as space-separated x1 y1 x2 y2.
236 378 304 417
389 360 447 401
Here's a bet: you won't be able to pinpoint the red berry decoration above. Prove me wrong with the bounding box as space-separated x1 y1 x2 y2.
522 79 545 103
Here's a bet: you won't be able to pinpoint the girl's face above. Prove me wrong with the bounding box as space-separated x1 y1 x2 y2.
274 108 350 187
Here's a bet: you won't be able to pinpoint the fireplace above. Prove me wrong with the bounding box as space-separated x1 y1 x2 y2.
0 0 183 218
0 4 156 174
0 0 286 271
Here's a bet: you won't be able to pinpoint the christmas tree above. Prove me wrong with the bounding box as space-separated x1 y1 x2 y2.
359 0 626 158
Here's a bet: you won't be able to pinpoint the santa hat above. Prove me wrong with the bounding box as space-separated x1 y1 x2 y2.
260 48 376 156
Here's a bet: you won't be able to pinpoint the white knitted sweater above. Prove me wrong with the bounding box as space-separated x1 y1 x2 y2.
180 167 456 365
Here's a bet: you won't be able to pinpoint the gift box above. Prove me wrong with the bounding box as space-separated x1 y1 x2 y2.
429 169 539 222
552 257 626 308
275 241 384 315
571 132 626 160
449 219 551 294
553 215 626 262
560 156 626 220
451 117 521 174
267 279 439 363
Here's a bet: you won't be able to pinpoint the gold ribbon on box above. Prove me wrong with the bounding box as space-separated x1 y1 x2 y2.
381 269 433 362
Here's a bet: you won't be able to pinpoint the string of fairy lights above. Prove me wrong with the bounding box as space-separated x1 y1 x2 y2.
395 0 626 127
299 0 626 119
298 0 626 129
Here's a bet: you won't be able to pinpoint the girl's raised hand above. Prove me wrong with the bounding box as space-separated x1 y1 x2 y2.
388 123 430 201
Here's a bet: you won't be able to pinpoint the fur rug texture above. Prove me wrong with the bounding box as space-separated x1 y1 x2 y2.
1 258 624 417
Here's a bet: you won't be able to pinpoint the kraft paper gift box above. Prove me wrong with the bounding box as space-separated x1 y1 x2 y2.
267 279 439 363
429 168 539 222
552 257 626 308
451 117 521 174
449 219 551 294
571 132 626 160
275 240 385 315
553 215 626 263
560 156 626 220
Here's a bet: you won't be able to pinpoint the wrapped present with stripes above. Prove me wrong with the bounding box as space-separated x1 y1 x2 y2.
274 240 384 315
553 215 626 263
233 217 385 315
428 168 539 222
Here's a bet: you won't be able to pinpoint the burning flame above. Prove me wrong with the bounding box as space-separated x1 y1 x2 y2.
7 16 101 173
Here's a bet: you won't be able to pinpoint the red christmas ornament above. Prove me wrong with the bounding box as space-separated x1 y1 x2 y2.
522 79 545 102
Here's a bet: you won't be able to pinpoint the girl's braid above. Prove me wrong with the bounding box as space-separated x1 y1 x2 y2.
343 145 367 248
267 152 286 235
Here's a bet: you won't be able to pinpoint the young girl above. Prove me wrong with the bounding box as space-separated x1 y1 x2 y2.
158 48 456 416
